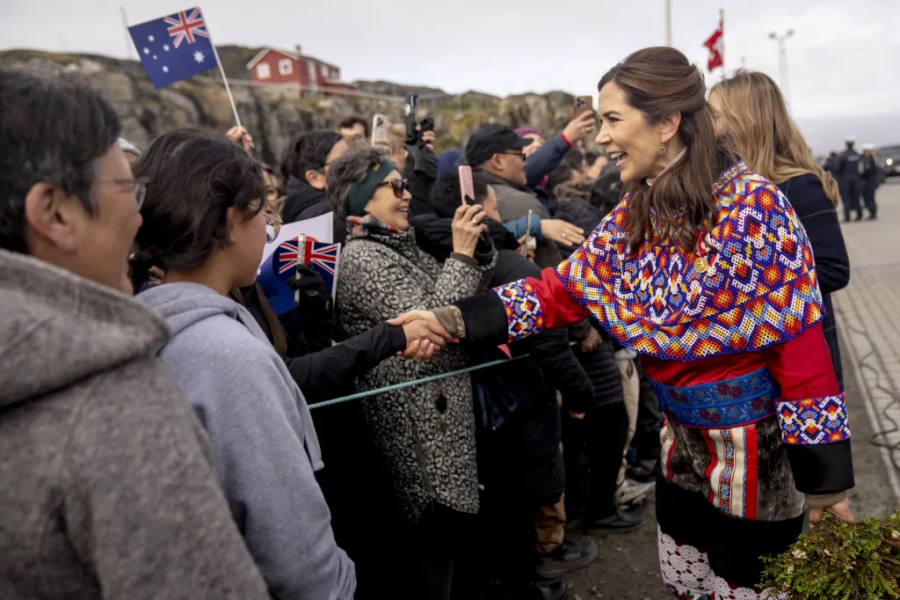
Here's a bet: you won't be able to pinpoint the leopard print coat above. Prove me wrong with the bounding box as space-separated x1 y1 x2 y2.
337 217 495 522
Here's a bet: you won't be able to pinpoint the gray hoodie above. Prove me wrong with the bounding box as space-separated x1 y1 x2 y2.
0 250 269 600
137 282 355 600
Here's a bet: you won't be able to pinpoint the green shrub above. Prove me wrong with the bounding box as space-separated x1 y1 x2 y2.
760 511 900 599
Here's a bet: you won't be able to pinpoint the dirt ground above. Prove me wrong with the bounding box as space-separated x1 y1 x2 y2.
559 327 900 600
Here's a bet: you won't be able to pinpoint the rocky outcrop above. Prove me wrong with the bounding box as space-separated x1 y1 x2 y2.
0 48 581 165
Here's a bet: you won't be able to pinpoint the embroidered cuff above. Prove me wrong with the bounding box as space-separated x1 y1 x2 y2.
777 394 850 445
493 280 545 342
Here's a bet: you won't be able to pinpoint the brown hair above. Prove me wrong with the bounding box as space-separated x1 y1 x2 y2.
711 70 840 206
229 284 288 355
598 47 738 253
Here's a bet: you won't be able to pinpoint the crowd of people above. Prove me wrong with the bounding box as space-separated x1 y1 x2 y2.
0 45 856 600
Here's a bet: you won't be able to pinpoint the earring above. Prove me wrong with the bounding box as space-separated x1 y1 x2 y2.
658 145 668 156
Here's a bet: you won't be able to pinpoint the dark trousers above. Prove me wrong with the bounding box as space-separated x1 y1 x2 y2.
842 178 863 220
562 401 630 517
863 180 878 217
633 371 664 462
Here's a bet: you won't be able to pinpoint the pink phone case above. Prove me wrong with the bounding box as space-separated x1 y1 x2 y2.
459 166 475 205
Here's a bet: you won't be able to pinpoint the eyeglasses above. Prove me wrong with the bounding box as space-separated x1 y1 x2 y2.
96 176 149 209
378 178 410 199
265 211 282 244
501 151 527 161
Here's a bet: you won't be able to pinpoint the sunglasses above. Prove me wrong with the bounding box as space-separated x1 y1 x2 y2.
378 178 410 199
501 151 528 161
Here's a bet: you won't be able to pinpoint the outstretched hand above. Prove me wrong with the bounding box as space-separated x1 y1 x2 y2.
541 219 586 247
392 313 451 361
809 498 855 527
389 310 443 329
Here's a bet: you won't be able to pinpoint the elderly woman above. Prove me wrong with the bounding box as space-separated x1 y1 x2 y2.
328 146 494 600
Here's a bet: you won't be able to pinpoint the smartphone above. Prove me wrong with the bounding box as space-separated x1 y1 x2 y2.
404 93 419 145
574 95 593 118
458 166 475 205
371 114 389 145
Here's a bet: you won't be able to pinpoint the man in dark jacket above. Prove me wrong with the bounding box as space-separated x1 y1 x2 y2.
280 130 349 241
834 137 864 222
0 68 269 600
860 143 880 220
466 125 566 268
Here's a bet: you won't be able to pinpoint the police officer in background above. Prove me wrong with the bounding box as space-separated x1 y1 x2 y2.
860 142 881 221
834 136 863 222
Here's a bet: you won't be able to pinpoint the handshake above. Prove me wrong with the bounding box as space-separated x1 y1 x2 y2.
389 309 452 362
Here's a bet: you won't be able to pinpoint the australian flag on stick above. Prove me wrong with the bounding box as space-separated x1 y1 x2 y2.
128 7 218 89
258 235 341 316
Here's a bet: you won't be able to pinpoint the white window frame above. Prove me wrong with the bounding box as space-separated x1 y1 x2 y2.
257 63 271 80
308 62 317 84
320 64 328 78
278 58 293 75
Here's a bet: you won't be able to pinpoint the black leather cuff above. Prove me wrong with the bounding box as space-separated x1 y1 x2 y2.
455 291 508 346
785 439 855 494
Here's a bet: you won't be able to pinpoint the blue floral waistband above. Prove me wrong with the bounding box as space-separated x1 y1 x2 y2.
649 368 779 428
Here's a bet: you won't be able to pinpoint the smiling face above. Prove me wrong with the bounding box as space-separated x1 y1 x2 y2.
364 169 411 230
596 81 681 183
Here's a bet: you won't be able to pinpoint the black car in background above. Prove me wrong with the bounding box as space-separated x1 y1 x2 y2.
879 144 900 178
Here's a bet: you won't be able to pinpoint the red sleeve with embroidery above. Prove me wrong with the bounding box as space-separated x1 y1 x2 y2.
492 268 590 343
764 322 850 446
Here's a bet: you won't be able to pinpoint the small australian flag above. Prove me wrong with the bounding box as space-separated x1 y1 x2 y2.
128 7 218 89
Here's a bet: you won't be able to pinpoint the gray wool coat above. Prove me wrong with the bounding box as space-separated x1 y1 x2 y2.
336 218 495 522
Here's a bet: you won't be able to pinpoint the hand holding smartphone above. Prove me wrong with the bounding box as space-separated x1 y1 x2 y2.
458 166 475 205
573 95 593 119
371 114 389 146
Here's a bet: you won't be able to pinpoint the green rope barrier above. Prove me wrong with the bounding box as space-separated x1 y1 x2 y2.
307 342 578 410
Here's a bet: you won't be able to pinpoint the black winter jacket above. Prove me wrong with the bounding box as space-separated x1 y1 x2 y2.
777 175 850 388
280 176 348 245
553 197 606 258
240 284 407 404
479 250 594 506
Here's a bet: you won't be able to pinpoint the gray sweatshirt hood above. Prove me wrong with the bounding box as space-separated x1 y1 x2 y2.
138 281 264 340
0 250 170 409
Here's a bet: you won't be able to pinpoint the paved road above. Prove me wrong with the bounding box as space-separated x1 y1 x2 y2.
566 181 900 599
832 179 900 510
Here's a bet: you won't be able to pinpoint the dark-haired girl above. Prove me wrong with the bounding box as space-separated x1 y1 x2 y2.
130 128 356 600
392 47 855 599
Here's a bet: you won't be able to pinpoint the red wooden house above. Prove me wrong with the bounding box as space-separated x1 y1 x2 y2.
246 46 353 94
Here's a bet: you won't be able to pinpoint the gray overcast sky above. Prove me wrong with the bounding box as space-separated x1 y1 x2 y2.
3 0 900 150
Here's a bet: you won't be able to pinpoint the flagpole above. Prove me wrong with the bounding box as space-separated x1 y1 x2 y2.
209 42 242 128
120 7 134 59
720 8 725 77
665 0 672 46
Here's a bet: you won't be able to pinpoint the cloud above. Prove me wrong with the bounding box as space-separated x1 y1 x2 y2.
2 0 898 150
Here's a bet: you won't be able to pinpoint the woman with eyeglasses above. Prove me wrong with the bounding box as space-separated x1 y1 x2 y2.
129 128 357 600
329 145 494 600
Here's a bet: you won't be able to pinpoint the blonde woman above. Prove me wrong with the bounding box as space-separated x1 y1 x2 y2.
709 70 850 389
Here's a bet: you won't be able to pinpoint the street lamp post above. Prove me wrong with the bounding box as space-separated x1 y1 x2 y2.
665 0 672 46
768 29 795 108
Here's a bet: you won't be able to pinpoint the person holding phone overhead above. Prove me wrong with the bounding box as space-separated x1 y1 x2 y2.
392 47 855 600
466 125 586 268
328 145 494 600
